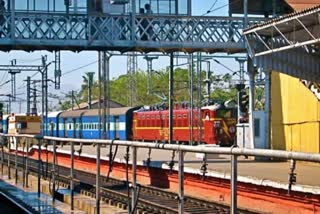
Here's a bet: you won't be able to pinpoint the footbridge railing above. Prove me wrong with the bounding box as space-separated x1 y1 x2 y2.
0 12 263 52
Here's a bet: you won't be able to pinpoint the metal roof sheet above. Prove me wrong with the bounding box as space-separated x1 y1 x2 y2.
286 0 320 11
244 4 320 35
83 107 132 116
60 110 88 118
47 111 62 118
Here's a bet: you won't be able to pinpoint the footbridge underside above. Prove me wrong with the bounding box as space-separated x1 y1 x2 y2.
0 13 256 53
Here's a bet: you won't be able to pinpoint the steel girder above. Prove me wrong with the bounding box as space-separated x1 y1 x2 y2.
0 65 42 71
0 12 262 53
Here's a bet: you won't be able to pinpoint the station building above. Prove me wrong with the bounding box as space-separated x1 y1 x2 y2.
270 1 320 153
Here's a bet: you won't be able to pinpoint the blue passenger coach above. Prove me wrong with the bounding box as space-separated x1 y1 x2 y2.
45 111 62 137
59 110 86 138
80 107 136 140
43 106 139 140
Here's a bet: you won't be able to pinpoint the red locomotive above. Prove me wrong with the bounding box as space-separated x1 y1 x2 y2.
132 104 236 146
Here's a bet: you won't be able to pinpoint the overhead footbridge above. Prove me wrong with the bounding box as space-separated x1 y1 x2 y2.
0 12 260 53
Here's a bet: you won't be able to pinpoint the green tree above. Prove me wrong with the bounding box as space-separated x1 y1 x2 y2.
57 67 238 110
80 72 95 109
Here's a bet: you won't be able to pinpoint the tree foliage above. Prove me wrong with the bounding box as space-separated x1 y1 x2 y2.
58 68 239 109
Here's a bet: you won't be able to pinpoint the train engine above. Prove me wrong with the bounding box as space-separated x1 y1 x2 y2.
132 104 236 146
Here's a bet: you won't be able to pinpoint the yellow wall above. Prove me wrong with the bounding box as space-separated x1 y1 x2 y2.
271 72 320 153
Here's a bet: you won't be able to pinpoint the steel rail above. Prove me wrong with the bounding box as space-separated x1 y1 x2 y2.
4 153 246 214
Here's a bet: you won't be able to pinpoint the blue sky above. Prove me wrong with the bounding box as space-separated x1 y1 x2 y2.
0 0 245 113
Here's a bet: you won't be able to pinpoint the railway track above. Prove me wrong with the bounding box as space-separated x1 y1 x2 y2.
1 152 257 214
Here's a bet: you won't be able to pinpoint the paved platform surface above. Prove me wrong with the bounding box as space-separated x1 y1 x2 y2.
0 168 127 214
55 145 320 189
0 175 84 213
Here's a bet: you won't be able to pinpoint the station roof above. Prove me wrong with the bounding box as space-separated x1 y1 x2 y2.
243 5 320 37
243 3 320 82
285 0 320 11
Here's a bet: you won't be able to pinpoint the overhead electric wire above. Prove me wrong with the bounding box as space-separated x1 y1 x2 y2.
202 0 241 16
62 60 98 76
0 72 9 86
201 0 218 16
213 59 236 73
0 80 10 88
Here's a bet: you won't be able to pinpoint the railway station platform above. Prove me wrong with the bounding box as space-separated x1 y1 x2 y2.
56 145 320 191
0 174 84 213
4 142 320 213
0 165 127 214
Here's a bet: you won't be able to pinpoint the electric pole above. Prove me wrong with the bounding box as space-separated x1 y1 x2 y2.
26 76 31 114
144 56 158 95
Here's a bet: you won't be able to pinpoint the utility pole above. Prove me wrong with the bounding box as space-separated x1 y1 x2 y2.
236 58 246 84
26 76 31 114
144 56 158 95
31 81 39 115
203 61 211 105
54 51 61 90
8 68 21 101
127 53 137 106
41 55 48 136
